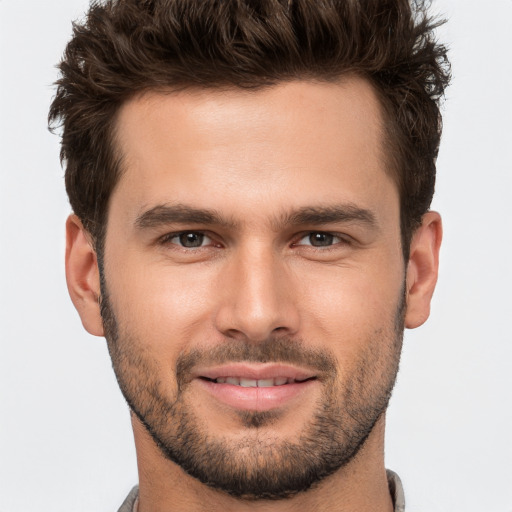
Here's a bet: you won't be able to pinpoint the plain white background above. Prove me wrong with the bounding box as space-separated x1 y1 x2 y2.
1 1 511 510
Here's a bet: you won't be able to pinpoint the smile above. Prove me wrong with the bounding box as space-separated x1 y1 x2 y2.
201 376 314 387
194 364 318 411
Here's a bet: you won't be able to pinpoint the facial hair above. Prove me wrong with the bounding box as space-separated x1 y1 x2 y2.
100 274 405 500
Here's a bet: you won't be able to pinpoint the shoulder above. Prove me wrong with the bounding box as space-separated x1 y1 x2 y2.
117 485 139 512
387 469 405 512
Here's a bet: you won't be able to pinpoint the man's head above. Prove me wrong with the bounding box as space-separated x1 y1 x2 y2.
53 0 449 504
50 0 449 259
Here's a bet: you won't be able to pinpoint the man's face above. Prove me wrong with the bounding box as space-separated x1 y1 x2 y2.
100 79 405 498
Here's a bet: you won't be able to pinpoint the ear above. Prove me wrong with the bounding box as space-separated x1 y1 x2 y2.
404 211 443 329
65 214 104 336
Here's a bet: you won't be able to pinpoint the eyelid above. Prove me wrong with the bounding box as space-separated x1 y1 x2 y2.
293 231 352 247
159 230 216 248
156 229 353 250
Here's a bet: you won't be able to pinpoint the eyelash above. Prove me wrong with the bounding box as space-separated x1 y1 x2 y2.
293 232 350 248
159 231 216 249
158 230 352 250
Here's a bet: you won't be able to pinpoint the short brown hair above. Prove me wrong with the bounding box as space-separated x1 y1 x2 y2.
49 0 450 257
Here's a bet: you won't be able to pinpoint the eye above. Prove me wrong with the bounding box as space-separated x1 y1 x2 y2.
164 232 213 248
295 232 345 247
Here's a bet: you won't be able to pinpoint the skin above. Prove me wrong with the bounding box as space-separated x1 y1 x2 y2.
66 78 442 511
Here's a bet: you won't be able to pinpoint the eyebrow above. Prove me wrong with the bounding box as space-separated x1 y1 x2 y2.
135 203 378 231
135 204 237 229
281 205 377 229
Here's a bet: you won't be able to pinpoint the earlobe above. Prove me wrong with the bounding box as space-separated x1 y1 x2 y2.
65 214 104 336
404 211 443 329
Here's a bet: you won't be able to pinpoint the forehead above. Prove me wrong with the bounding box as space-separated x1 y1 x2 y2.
111 78 397 227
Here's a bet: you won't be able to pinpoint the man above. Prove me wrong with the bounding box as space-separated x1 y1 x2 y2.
49 0 450 510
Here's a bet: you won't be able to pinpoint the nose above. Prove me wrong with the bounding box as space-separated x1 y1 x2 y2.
214 244 300 343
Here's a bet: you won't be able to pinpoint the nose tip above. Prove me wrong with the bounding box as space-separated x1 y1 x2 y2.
214 253 300 343
219 301 292 343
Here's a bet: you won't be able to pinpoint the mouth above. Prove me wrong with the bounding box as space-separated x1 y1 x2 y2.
193 364 319 411
200 376 315 387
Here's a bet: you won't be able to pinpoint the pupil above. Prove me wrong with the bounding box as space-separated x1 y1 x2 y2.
179 233 203 247
310 233 333 246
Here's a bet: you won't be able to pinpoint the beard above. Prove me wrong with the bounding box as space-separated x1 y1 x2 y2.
100 276 405 500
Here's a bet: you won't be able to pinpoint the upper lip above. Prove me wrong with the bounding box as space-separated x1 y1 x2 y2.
193 363 317 382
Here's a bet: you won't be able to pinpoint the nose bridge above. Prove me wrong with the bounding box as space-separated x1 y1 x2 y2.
215 240 299 342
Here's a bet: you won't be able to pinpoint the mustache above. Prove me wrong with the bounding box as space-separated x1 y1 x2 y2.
175 336 337 386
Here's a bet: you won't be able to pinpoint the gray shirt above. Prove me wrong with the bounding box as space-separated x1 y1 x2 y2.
117 469 405 511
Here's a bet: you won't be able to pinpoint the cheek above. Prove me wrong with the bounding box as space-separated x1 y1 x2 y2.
294 261 404 350
105 238 404 362
106 256 218 351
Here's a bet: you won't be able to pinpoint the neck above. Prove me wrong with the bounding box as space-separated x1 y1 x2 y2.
132 414 394 512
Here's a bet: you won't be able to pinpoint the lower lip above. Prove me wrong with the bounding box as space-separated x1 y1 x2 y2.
196 379 317 411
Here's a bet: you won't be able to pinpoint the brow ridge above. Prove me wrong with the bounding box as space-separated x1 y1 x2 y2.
278 205 377 229
135 204 237 229
135 203 378 231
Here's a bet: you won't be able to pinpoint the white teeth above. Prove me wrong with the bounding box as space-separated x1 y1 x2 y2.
214 377 296 387
240 378 258 387
257 379 275 387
